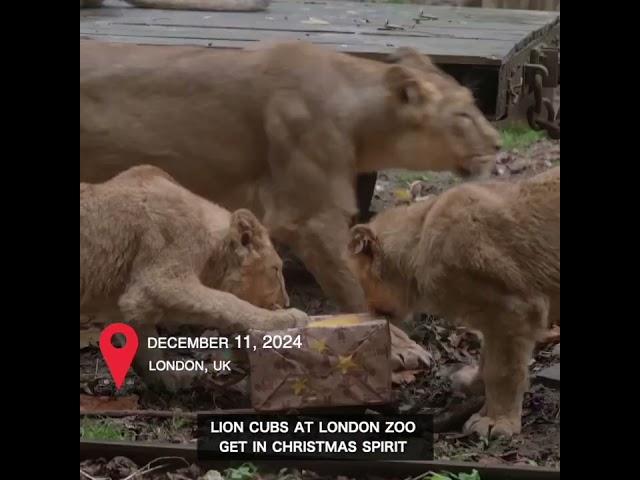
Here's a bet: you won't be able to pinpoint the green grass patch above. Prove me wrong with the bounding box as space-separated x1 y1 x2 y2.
395 171 433 184
80 418 134 441
224 463 259 480
500 124 545 151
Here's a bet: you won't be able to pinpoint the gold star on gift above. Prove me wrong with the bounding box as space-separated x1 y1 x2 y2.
292 378 308 396
336 354 358 374
310 338 328 353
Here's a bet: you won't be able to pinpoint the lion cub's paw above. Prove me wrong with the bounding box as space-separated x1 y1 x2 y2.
279 308 310 328
463 413 520 439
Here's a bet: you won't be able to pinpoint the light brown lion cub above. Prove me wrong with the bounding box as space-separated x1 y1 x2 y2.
80 165 308 391
347 167 560 439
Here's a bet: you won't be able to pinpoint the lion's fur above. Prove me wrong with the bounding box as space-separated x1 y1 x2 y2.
347 167 560 438
80 40 500 313
80 165 308 390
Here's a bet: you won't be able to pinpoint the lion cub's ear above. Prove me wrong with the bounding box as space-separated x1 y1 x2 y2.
230 209 263 249
387 47 437 73
385 65 442 111
348 225 379 259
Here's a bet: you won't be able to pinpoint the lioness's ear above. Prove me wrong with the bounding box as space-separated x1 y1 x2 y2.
348 225 379 258
385 65 442 108
385 65 425 106
230 209 262 248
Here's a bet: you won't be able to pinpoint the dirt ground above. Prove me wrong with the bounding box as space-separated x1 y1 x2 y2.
80 136 560 477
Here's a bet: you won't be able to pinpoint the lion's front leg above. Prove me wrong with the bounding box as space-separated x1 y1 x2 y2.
123 273 308 335
263 91 367 313
463 329 535 439
118 275 308 392
275 209 367 312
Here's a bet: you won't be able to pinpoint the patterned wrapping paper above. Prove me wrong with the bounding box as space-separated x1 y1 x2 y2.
248 315 392 411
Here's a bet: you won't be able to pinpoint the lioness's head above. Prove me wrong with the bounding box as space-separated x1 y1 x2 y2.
370 48 501 179
216 209 290 310
346 221 414 323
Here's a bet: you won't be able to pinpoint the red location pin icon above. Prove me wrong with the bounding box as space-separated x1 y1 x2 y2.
99 323 139 390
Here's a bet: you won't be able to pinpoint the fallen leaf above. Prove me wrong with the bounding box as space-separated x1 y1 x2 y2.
392 369 424 385
80 394 139 412
199 471 223 480
497 152 512 165
106 456 138 479
394 188 412 202
390 324 432 371
409 181 436 200
80 327 101 349
80 459 106 478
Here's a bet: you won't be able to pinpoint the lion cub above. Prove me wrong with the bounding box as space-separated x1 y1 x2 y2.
81 165 308 391
347 167 559 439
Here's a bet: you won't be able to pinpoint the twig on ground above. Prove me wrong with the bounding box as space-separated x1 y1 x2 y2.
80 373 109 384
122 456 190 480
80 470 107 480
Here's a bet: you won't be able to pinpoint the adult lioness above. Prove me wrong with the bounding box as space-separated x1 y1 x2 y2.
81 165 308 391
347 167 560 439
80 40 500 313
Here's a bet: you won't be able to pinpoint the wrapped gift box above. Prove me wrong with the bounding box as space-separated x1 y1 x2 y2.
248 314 392 411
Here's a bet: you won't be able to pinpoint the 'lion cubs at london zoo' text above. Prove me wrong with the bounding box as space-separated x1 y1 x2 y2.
80 40 501 315
80 165 308 391
348 167 560 439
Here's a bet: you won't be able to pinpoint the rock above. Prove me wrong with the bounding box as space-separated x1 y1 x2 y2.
106 457 138 478
492 164 507 176
507 158 528 174
535 363 560 388
199 470 223 480
552 343 560 358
